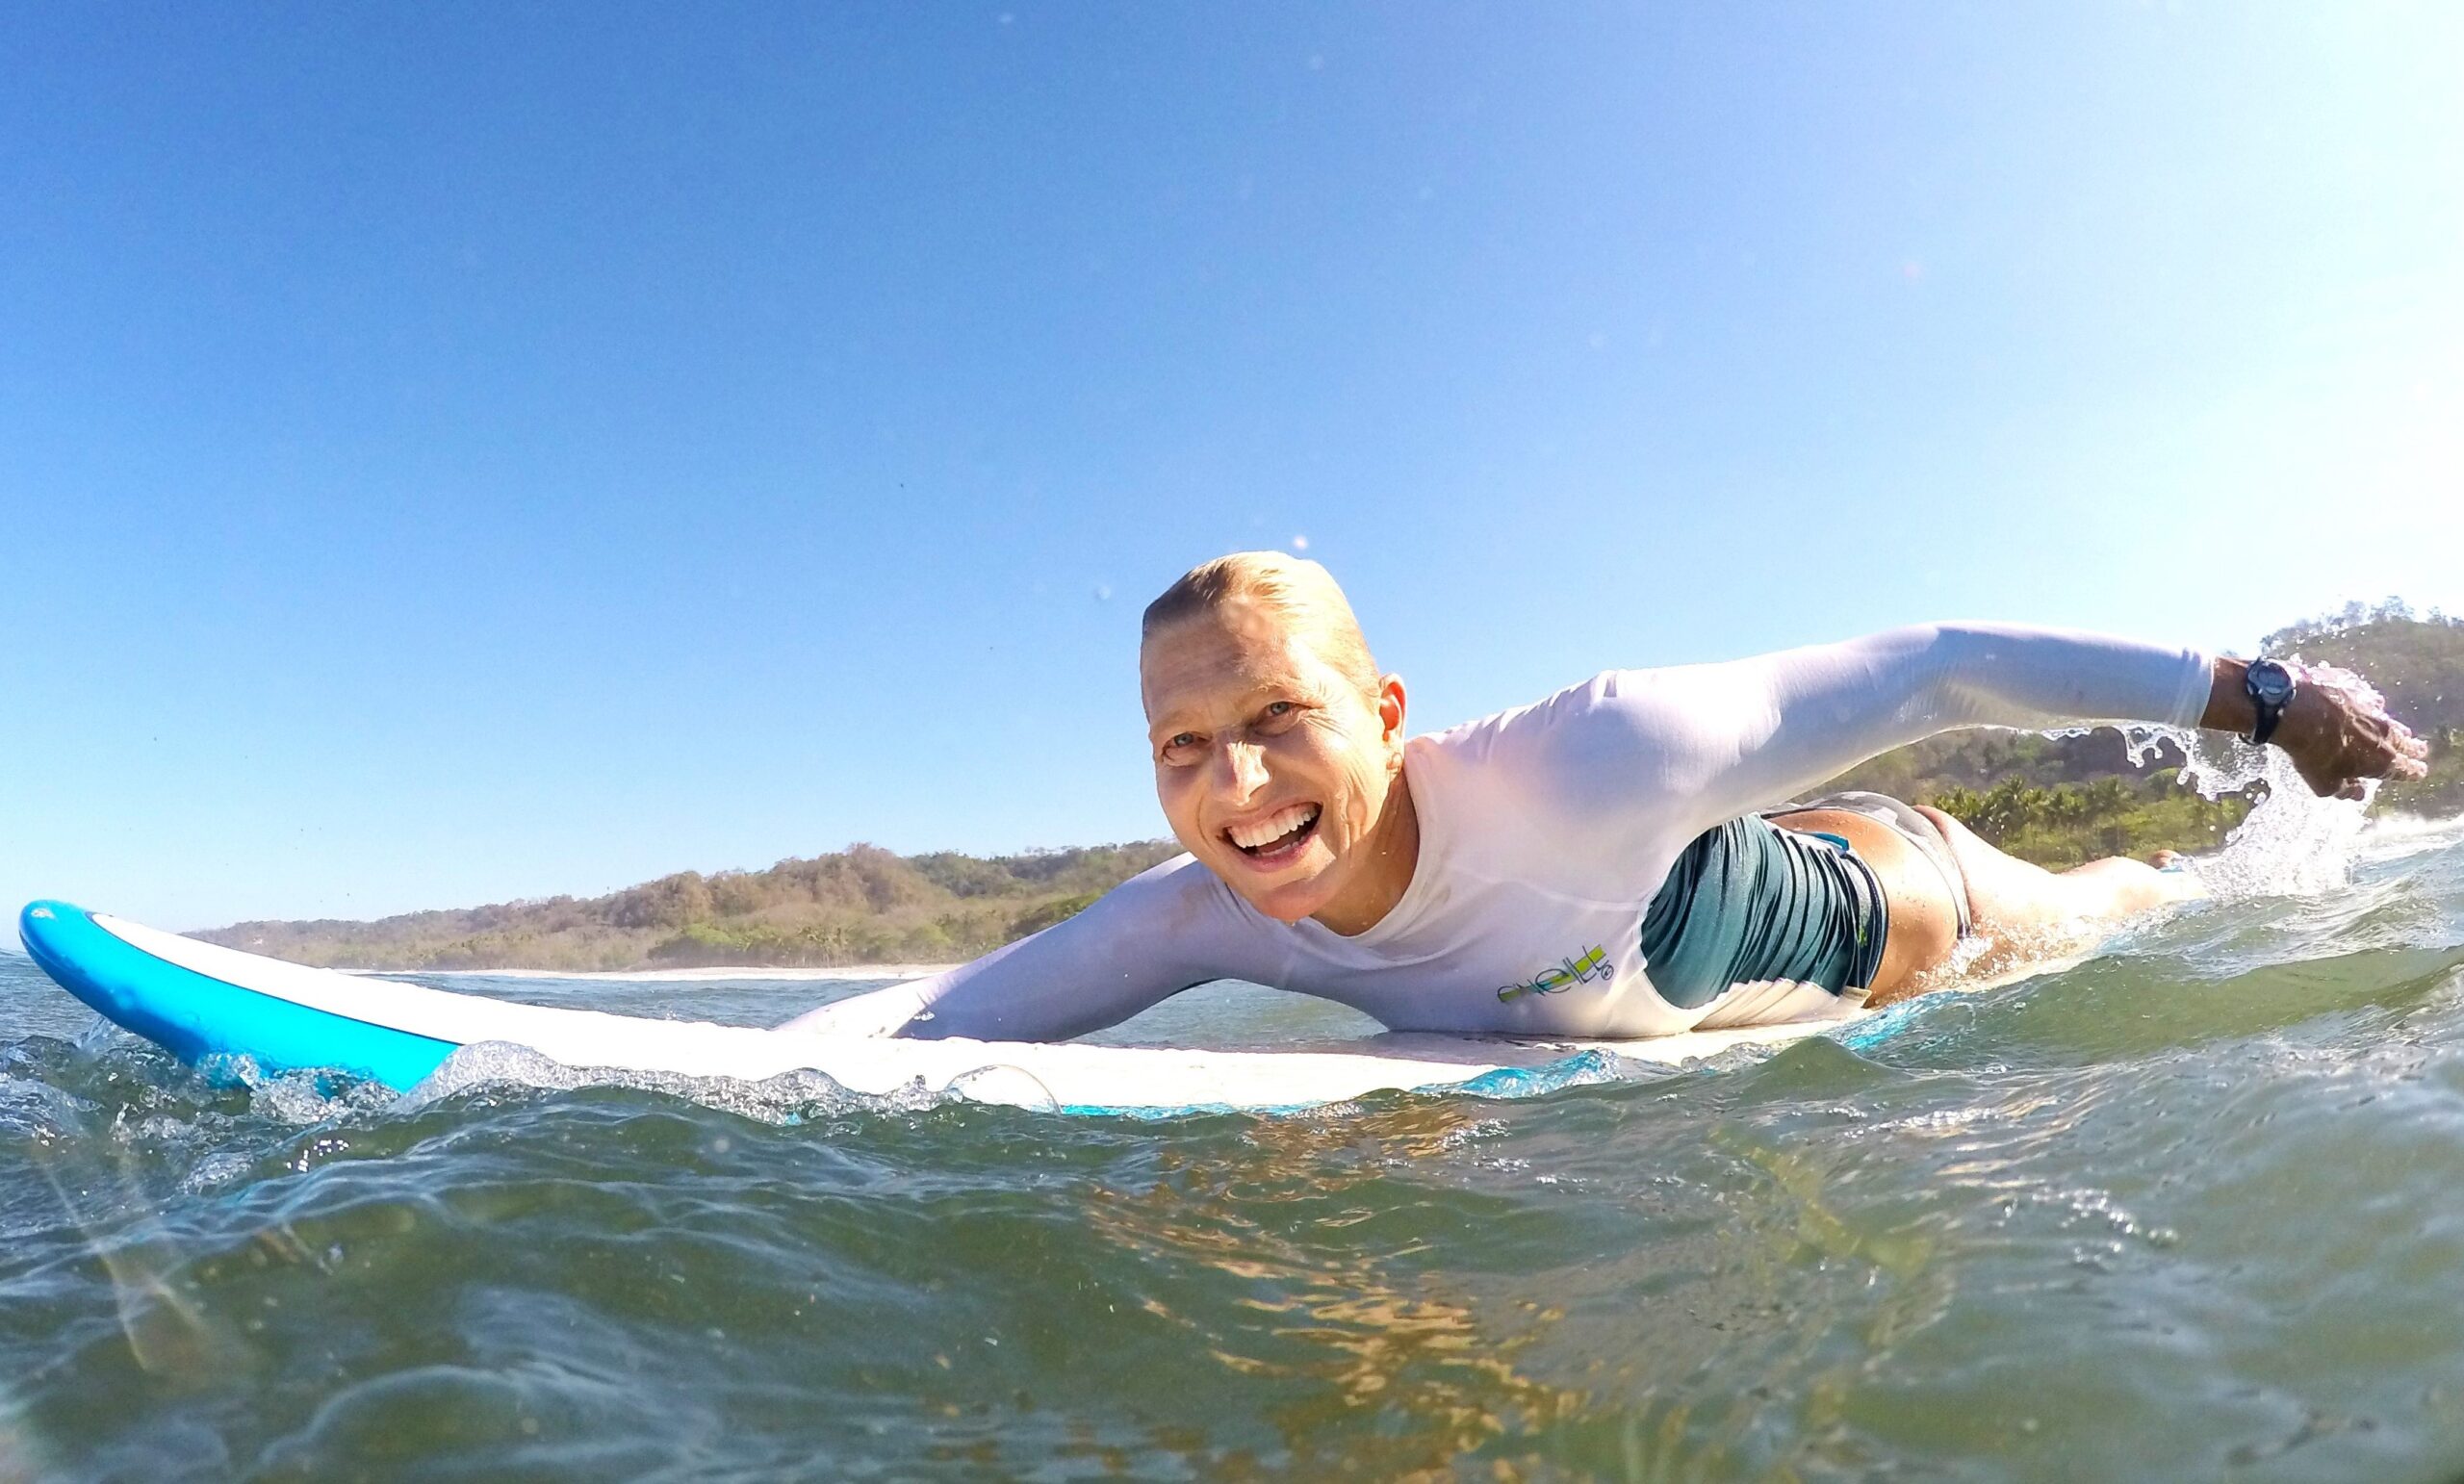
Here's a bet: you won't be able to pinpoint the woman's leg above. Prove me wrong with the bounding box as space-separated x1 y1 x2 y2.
1767 805 2201 1008
1761 808 1959 1005
1912 802 2200 923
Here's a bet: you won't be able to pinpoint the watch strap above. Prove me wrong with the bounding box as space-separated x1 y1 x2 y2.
2246 660 2294 748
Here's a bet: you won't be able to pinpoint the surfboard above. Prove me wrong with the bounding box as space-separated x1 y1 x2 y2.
16 900 1883 1115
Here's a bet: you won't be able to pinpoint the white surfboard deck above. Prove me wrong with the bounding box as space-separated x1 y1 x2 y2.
46 909 2054 1114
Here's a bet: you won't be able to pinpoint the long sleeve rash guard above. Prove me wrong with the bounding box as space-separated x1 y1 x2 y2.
776 624 2213 1043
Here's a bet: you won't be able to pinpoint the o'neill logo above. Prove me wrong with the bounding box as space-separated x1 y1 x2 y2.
1496 945 1612 1004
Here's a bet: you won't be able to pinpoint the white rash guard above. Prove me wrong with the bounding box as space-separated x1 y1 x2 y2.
776 624 2213 1043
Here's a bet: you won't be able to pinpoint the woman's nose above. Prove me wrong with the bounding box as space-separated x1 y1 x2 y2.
1216 741 1270 801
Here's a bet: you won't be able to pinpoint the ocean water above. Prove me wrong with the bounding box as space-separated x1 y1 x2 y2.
8 790 2464 1477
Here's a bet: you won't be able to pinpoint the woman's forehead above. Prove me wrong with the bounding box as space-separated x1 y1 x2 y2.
1141 605 1339 713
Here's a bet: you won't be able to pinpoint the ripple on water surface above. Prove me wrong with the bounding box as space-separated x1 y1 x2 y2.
5 814 2464 1477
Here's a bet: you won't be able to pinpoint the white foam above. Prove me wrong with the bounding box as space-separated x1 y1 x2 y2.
2357 811 2464 865
211 1056 398 1126
2154 701 2377 902
398 1040 943 1122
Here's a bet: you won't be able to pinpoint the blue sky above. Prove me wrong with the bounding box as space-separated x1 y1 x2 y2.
4 3 2458 930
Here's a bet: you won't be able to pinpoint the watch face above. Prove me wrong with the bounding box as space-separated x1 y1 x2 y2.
2248 660 2296 705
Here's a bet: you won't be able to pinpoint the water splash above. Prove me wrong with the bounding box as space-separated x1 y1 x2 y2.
202 1055 397 1127
1451 1049 1634 1100
2150 659 2392 901
942 1063 1063 1113
401 1040 944 1123
1993 714 2367 906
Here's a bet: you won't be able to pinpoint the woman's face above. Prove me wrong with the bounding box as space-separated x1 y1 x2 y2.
1141 600 1408 928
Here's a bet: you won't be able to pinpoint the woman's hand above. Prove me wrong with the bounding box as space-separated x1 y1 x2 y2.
2205 657 2431 800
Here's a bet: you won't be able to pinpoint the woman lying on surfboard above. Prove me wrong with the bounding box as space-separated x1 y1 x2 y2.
781 552 2428 1043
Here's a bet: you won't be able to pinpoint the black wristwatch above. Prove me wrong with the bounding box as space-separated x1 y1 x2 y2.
2244 658 2297 747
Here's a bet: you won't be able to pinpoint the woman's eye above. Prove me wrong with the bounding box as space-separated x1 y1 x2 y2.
1170 732 1198 749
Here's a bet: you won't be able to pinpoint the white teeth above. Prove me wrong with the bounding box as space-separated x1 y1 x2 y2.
1228 804 1321 852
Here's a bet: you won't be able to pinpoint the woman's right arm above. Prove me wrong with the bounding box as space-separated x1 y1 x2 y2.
772 856 1232 1042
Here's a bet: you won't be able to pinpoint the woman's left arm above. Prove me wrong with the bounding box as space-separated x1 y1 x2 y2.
1599 624 2424 836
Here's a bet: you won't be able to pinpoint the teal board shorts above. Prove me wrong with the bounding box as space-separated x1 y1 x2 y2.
1638 791 1972 1013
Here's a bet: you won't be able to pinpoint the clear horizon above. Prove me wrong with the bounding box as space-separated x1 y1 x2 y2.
6 4 2458 930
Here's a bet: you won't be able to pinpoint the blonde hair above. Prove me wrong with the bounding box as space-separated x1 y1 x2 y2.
1142 551 1382 702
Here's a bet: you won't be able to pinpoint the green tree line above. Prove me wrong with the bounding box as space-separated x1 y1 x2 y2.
201 841 1180 971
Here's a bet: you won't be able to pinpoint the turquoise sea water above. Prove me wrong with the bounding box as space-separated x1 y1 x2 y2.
8 800 2464 1477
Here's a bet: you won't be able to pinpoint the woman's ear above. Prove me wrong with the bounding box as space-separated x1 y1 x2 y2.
1378 674 1407 753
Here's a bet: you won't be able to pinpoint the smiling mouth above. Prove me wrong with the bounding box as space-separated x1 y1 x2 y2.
1225 803 1322 862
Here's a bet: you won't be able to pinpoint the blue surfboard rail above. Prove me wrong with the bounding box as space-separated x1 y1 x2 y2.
18 901 460 1089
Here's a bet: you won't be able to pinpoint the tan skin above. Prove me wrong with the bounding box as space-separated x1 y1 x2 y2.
1144 603 2432 1014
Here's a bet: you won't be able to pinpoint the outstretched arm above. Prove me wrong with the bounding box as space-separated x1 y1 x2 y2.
1585 623 2421 843
773 857 1236 1041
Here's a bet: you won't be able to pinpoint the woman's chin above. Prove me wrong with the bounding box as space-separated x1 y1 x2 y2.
1223 858 1337 924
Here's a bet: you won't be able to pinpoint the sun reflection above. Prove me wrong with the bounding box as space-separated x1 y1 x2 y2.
1083 1104 1590 1474
29 1133 259 1392
0 1385 54 1484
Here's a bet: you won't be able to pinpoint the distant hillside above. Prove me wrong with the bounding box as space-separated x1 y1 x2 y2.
208 602 2460 970
201 841 1183 972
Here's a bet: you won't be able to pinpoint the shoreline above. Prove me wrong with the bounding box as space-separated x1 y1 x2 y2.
369 963 959 983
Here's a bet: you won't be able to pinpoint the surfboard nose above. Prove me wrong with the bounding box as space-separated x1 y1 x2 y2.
18 902 118 1021
17 900 86 964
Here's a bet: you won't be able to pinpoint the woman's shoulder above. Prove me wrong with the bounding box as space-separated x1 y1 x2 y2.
1414 670 1681 778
